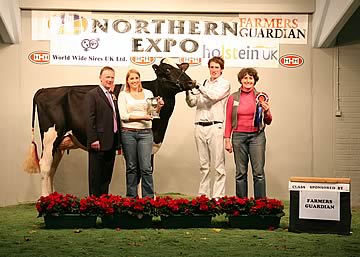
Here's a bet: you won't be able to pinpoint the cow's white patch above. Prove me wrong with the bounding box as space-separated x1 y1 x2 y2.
39 125 58 196
39 125 57 173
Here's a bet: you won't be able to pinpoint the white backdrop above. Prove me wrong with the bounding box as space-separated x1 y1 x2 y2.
2 0 351 207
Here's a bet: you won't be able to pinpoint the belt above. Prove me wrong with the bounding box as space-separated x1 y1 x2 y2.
195 121 222 126
121 127 152 132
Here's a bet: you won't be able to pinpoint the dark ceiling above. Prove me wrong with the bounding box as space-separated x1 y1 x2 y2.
335 6 360 46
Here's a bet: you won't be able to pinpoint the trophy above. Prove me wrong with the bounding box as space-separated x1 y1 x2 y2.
146 97 161 119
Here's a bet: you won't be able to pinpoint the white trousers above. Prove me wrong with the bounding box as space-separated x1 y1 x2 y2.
194 123 226 198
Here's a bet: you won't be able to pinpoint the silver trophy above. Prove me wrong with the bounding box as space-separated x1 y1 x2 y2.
146 97 160 119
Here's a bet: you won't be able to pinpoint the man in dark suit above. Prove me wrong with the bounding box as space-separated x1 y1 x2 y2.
84 66 121 197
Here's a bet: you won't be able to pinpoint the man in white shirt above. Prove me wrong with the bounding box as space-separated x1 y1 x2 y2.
186 56 230 199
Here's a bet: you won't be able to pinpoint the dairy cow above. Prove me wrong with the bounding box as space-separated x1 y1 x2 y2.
24 59 195 196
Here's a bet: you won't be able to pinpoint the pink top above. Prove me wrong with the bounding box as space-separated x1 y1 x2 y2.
224 90 272 138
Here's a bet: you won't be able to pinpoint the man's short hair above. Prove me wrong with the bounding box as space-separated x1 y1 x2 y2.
208 56 225 70
100 66 115 76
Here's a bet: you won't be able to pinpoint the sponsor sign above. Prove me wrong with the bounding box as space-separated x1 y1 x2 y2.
201 37 279 68
299 191 340 221
238 14 308 44
50 34 131 66
32 11 308 67
279 54 304 68
28 50 50 64
288 181 350 192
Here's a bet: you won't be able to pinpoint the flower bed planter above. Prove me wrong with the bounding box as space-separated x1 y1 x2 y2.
228 215 282 229
218 196 285 229
44 214 97 229
36 192 100 229
160 214 212 229
37 193 285 230
101 213 153 229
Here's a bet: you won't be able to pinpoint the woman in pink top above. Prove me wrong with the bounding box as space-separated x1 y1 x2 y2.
224 68 272 199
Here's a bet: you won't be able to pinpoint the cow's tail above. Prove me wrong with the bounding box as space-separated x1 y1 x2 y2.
23 94 40 174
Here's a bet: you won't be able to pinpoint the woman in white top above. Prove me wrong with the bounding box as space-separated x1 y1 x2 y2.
118 69 164 198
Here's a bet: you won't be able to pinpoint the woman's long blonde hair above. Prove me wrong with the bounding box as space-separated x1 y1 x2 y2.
125 69 143 92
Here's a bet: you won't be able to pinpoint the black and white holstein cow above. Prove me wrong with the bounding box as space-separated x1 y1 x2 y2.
24 59 195 196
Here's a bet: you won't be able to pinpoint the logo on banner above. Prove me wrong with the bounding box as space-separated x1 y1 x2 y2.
49 13 88 35
178 57 202 66
279 54 304 68
28 50 50 64
130 56 156 66
81 38 100 51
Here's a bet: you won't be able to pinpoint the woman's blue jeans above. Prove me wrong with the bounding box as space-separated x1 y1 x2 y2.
121 129 154 198
232 130 266 199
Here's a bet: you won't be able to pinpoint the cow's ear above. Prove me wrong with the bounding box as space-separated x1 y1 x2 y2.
152 64 159 72
178 63 189 72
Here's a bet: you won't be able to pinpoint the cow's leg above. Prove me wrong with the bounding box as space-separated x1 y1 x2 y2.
39 126 57 196
49 149 64 193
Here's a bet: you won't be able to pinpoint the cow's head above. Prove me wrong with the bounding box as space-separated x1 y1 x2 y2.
152 58 196 93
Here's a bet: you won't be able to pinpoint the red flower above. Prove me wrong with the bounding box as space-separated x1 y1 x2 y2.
36 193 284 219
218 196 284 217
36 192 80 216
154 195 220 217
95 195 156 217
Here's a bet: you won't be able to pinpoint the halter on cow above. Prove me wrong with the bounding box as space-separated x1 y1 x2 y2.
23 59 195 196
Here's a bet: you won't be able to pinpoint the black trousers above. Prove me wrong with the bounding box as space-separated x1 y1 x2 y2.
88 149 116 197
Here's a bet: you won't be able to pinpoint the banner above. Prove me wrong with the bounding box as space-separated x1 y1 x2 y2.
32 11 308 67
49 34 278 67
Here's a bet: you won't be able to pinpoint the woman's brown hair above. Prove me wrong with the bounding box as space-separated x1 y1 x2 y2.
125 69 143 92
237 68 259 85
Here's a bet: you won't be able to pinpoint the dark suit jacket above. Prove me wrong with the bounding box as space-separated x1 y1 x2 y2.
84 86 121 151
